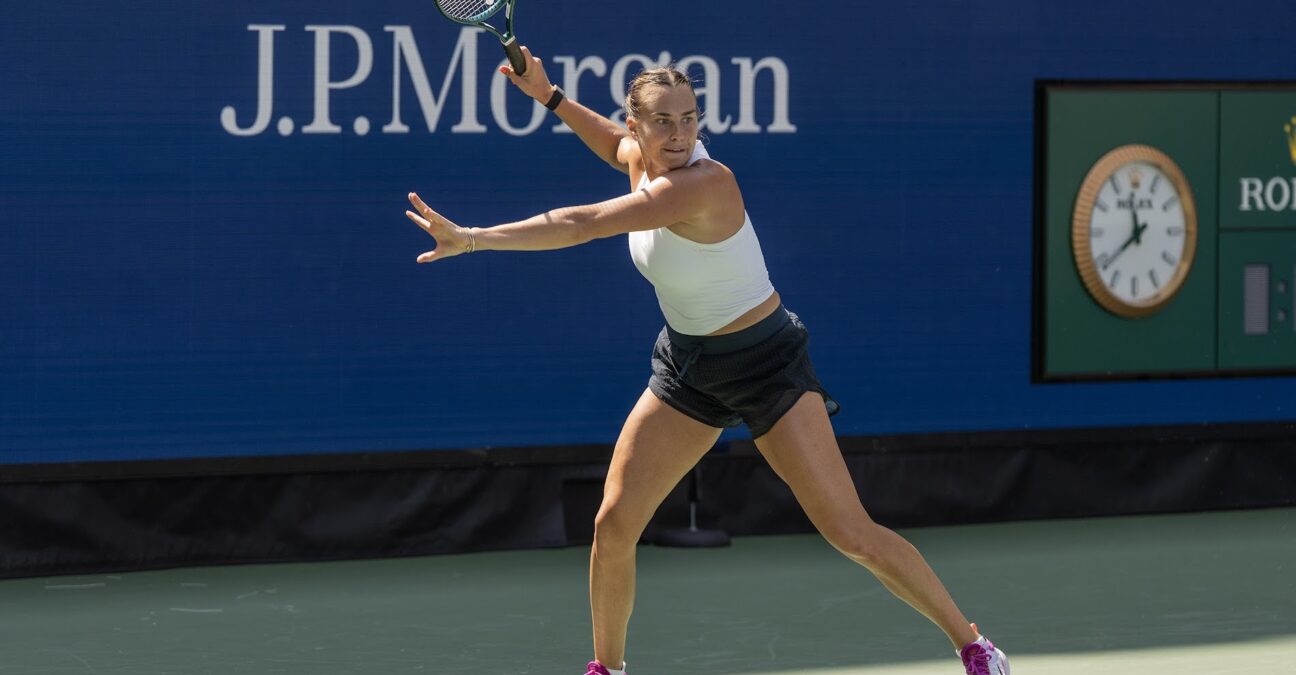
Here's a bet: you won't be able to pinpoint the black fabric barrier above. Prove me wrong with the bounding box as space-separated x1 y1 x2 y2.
3 424 1294 578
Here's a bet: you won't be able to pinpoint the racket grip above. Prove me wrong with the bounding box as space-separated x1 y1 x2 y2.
502 36 527 76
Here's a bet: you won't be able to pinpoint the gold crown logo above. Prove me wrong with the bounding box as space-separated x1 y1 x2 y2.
1128 166 1143 190
1287 116 1296 166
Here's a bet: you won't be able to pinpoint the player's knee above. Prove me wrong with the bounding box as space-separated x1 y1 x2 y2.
824 522 885 568
593 503 646 551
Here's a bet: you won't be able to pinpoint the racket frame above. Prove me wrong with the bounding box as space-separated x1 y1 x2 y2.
434 0 527 75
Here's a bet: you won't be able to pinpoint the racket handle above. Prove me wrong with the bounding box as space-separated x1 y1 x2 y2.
502 36 527 76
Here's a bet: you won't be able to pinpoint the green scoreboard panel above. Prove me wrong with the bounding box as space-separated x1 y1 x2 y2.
1218 91 1296 370
1039 84 1296 380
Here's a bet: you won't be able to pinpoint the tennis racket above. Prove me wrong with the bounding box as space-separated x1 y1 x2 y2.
433 0 527 76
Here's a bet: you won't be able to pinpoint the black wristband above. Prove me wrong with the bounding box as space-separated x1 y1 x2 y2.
543 85 565 111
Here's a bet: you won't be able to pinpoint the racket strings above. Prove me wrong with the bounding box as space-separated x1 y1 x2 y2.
436 0 502 22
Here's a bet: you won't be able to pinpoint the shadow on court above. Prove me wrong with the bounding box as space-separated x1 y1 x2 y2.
1 508 1291 674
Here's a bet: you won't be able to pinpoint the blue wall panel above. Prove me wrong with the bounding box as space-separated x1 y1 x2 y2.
3 1 1295 464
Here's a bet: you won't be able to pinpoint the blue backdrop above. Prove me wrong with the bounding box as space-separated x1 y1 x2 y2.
3 1 1295 464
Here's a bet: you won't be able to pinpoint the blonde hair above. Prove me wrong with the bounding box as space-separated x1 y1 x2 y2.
624 65 697 120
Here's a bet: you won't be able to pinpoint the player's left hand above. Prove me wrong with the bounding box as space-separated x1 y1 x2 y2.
407 192 473 263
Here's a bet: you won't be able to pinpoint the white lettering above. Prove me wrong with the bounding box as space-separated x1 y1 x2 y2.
221 26 798 138
609 51 672 125
676 56 730 134
491 60 547 136
551 55 608 134
220 25 286 137
730 57 796 133
1264 176 1292 211
1240 177 1265 211
383 26 486 134
303 26 374 134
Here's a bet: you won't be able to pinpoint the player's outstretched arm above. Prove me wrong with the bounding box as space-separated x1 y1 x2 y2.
500 46 631 174
407 165 734 261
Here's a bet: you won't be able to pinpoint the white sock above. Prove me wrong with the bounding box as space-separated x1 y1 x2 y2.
604 661 627 675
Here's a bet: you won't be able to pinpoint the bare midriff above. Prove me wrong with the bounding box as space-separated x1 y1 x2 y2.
707 291 782 336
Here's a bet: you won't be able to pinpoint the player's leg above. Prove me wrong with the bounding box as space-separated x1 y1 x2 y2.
591 388 723 670
752 392 980 650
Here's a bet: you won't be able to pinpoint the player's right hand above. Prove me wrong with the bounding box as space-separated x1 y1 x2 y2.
500 46 555 103
407 192 472 263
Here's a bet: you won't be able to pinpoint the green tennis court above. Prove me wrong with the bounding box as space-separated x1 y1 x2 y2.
4 507 1290 674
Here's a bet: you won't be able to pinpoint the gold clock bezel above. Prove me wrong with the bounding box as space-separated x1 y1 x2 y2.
1071 144 1198 319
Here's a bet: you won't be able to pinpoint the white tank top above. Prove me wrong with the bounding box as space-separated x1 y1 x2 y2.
628 142 775 336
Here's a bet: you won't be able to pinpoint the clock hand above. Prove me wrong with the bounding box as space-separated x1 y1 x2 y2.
1127 186 1149 246
1102 233 1138 271
1101 200 1141 271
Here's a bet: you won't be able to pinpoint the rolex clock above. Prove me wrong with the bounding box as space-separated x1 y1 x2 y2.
1071 144 1198 318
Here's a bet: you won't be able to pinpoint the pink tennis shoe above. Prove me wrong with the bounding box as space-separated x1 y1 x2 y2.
960 635 1010 675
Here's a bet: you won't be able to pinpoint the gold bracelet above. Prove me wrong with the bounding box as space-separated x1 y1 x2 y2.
466 227 476 253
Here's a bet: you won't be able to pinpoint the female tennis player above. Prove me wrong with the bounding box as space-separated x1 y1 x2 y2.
405 46 1010 675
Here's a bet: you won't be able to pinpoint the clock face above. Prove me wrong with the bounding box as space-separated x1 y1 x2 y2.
1072 145 1198 318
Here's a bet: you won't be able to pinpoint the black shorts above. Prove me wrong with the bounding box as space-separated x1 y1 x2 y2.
647 305 840 438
